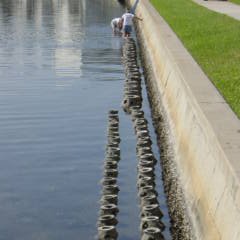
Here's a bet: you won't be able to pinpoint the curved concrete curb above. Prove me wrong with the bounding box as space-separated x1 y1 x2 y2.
129 0 240 239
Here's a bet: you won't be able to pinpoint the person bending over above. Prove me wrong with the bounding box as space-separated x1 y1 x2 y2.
111 17 123 34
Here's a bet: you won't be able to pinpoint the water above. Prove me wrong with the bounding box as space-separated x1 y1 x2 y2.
0 0 170 239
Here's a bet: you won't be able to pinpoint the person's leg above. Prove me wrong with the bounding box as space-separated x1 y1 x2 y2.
111 21 114 31
123 25 128 37
125 25 132 37
111 21 117 34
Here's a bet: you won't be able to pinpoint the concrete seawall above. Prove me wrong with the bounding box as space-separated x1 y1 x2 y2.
129 0 240 239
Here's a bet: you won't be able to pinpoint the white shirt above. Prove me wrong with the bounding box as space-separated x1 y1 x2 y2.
121 13 135 26
111 18 121 29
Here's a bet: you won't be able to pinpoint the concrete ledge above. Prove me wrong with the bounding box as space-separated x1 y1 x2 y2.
130 0 240 239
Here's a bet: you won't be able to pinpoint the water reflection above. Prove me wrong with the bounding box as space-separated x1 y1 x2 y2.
53 0 85 84
0 0 171 240
55 48 82 83
0 0 128 239
0 0 86 82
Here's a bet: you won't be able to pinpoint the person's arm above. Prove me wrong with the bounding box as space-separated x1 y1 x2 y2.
111 19 115 29
134 15 143 21
118 18 123 30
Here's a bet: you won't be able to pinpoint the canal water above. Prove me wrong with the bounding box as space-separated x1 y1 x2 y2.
0 0 170 239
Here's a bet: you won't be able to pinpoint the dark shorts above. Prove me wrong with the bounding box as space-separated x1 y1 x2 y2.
124 25 132 34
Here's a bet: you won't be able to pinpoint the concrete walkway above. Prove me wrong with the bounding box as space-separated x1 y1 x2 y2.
193 0 240 20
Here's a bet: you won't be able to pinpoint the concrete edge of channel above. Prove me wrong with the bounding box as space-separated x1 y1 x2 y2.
128 0 240 239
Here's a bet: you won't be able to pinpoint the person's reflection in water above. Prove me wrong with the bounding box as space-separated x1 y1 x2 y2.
111 34 122 50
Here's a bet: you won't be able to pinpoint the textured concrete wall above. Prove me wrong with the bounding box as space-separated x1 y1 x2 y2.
129 0 240 239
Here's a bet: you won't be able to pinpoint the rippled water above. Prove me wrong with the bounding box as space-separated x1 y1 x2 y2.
0 0 170 239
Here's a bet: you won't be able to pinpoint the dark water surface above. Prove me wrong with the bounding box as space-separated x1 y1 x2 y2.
0 0 170 239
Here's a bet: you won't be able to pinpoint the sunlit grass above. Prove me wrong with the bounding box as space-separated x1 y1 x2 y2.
229 0 240 5
150 0 240 117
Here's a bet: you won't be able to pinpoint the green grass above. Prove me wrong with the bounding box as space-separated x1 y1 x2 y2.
150 0 240 117
229 0 240 5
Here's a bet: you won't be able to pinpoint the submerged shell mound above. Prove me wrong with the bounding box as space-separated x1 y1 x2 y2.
97 110 121 240
121 38 142 113
122 38 165 240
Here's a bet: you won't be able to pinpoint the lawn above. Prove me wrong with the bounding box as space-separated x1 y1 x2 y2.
229 0 240 5
150 0 240 117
